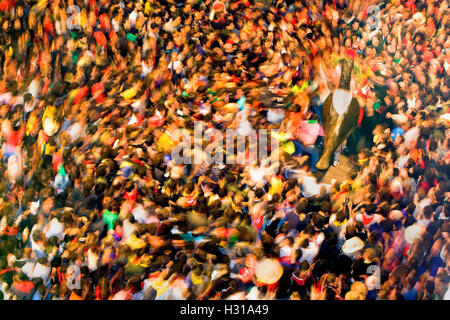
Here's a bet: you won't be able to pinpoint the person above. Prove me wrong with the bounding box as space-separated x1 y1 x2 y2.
0 0 447 301
292 114 325 172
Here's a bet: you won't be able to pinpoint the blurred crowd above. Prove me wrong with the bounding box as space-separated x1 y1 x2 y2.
0 0 449 300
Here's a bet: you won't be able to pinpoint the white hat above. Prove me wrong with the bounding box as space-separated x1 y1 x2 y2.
390 180 403 193
342 236 365 255
69 122 83 141
404 224 423 244
390 210 404 221
246 286 261 300
170 165 184 180
43 117 59 136
7 154 21 181
255 258 283 285
30 201 39 215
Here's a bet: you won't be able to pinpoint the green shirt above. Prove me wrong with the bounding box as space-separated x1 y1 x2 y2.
102 209 119 231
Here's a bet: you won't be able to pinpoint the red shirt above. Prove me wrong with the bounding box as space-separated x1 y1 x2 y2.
15 281 34 294
73 86 89 105
91 82 105 104
94 31 107 48
7 126 24 147
99 13 111 31
124 189 137 202
43 16 54 35
0 0 13 11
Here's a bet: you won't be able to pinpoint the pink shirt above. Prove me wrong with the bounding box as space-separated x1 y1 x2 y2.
296 121 325 145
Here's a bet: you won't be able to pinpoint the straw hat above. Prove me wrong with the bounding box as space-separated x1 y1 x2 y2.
254 258 283 285
404 224 423 244
345 291 364 300
351 281 368 298
223 102 238 113
342 236 365 255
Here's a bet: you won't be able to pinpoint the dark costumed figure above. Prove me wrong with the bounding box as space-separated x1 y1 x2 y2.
315 58 360 171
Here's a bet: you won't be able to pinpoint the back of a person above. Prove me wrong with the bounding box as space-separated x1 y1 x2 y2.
285 210 300 231
403 287 418 300
355 212 382 229
296 120 324 146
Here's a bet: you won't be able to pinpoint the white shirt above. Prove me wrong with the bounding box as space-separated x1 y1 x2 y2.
129 11 138 27
31 263 51 284
444 285 450 300
141 60 153 78
87 249 99 272
397 155 409 169
30 226 47 259
249 166 266 186
329 214 349 240
246 286 263 300
132 204 150 224
28 80 40 99
301 176 331 198
404 127 420 146
0 284 10 300
299 233 325 264
417 219 432 229
112 18 121 32
24 100 37 113
46 218 65 240
167 279 187 300
123 219 138 240
279 244 292 260
22 261 36 279
414 198 431 219
7 154 22 182
355 213 383 228
267 108 285 123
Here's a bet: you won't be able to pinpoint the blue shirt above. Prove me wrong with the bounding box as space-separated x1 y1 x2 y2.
429 255 445 277
402 288 418 300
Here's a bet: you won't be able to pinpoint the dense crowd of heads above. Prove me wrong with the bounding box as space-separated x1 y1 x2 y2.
0 0 449 300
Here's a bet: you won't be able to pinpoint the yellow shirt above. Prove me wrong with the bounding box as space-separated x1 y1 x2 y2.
157 132 176 154
120 87 138 100
26 113 38 136
269 176 283 196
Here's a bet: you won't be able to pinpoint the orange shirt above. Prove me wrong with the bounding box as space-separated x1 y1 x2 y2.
409 148 419 163
69 291 84 300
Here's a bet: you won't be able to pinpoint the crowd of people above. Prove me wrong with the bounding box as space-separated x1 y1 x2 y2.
0 0 449 300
